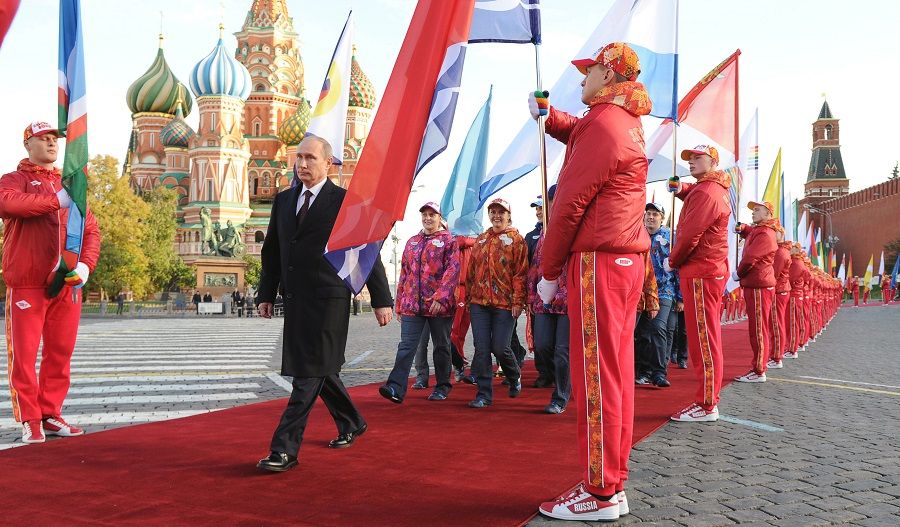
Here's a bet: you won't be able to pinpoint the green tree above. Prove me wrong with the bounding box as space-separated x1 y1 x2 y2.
891 162 899 180
86 155 151 298
243 253 262 288
140 186 185 292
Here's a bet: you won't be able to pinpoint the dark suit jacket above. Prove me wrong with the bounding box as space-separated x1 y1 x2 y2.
258 179 392 377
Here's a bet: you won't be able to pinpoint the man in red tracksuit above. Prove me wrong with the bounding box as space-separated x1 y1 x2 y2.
768 231 792 368
0 121 101 444
850 275 860 307
733 201 778 383
534 42 651 522
666 145 732 424
785 243 807 359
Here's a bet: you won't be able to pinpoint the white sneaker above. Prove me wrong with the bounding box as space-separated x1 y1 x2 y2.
616 491 629 516
735 371 767 383
670 403 719 422
766 360 783 369
783 351 799 359
539 485 619 521
22 420 45 444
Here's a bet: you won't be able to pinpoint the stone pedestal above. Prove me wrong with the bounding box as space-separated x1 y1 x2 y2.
186 255 248 298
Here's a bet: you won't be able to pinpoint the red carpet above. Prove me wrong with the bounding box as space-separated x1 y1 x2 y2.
1 323 751 527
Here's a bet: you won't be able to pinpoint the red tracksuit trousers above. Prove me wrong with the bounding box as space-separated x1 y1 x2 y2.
787 296 803 353
770 292 789 362
567 251 642 497
450 304 471 363
680 276 726 412
744 287 774 375
5 286 82 423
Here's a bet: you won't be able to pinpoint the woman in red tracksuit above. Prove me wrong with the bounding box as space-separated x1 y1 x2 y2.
734 202 779 383
667 146 732 424
786 243 808 359
535 42 651 522
768 232 792 368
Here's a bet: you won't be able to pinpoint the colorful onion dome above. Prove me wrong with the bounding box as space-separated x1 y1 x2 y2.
348 49 376 109
277 97 311 146
189 26 252 100
126 36 193 116
160 102 195 148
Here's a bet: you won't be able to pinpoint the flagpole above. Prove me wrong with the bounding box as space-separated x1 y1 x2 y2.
669 122 677 231
534 44 550 229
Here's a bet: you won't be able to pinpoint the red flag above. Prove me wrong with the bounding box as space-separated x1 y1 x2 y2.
0 0 20 48
327 0 475 251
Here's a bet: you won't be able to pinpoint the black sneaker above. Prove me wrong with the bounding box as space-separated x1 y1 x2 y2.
677 360 688 369
427 391 448 401
461 374 476 385
468 398 492 408
378 385 403 404
635 375 651 385
652 376 671 388
533 377 554 388
544 402 565 414
508 380 522 398
455 368 466 382
411 380 428 390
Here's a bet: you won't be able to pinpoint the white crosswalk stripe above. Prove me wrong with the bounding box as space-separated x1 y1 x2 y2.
0 318 288 439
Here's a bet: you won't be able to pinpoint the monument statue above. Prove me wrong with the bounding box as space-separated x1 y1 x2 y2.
218 220 246 257
199 207 218 256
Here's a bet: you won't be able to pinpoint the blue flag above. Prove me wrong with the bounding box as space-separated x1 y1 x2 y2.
441 87 492 237
891 254 900 289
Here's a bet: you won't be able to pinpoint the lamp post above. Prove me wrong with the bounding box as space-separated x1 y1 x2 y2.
804 203 840 274
390 225 400 297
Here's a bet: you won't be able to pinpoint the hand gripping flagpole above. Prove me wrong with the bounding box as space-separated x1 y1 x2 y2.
533 44 550 229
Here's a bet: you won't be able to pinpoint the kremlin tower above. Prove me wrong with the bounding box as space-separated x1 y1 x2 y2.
123 0 377 294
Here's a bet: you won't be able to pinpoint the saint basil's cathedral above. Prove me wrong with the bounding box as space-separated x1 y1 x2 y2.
122 0 376 292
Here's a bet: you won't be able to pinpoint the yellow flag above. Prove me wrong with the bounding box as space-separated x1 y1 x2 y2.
863 254 874 291
761 148 782 220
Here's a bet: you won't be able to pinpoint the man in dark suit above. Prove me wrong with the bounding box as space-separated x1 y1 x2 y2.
256 135 393 473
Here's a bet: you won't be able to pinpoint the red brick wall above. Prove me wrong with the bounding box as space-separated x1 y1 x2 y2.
826 178 900 274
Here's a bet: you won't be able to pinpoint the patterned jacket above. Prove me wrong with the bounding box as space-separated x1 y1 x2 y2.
395 229 460 317
648 226 681 302
527 236 567 314
466 226 528 310
636 251 660 313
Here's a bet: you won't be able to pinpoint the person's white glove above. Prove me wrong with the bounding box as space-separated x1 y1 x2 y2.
731 271 740 282
537 277 558 304
56 188 72 208
64 262 90 288
663 258 673 273
528 91 540 121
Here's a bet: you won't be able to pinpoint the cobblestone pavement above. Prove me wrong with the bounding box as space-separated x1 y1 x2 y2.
529 303 900 526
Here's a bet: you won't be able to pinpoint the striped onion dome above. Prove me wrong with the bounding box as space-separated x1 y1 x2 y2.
277 97 311 146
160 102 195 148
126 36 193 116
189 27 252 100
348 51 376 109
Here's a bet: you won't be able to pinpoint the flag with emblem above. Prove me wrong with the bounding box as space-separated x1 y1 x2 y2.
646 49 740 182
303 11 353 173
0 0 19 48
863 254 874 291
50 0 89 298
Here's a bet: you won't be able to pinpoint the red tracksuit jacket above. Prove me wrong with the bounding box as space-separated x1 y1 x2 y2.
736 222 777 288
669 170 732 279
773 242 792 293
0 159 101 287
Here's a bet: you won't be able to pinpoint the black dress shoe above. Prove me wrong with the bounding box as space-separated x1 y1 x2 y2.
378 385 402 404
257 451 298 472
328 423 367 449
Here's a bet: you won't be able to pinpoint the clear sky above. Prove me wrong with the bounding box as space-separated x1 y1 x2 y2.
1 0 898 259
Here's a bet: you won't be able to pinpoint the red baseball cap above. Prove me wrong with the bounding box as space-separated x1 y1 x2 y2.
680 144 719 164
571 42 641 81
23 121 64 142
487 198 511 212
419 201 442 215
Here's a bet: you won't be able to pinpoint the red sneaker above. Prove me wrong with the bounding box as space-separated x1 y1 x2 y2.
538 484 619 521
43 416 85 437
22 420 45 444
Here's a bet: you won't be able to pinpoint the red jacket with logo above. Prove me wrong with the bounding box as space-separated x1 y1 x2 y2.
668 170 732 279
773 242 792 293
541 81 652 281
0 159 101 288
736 221 777 288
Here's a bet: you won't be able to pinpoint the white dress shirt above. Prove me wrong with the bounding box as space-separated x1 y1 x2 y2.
296 177 327 214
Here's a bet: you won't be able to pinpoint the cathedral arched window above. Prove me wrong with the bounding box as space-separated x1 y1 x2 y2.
255 231 265 243
263 172 271 187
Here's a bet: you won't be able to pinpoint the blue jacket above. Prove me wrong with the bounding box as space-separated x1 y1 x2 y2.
648 226 682 302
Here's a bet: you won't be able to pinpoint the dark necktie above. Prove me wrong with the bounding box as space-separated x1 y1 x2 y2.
296 190 313 228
